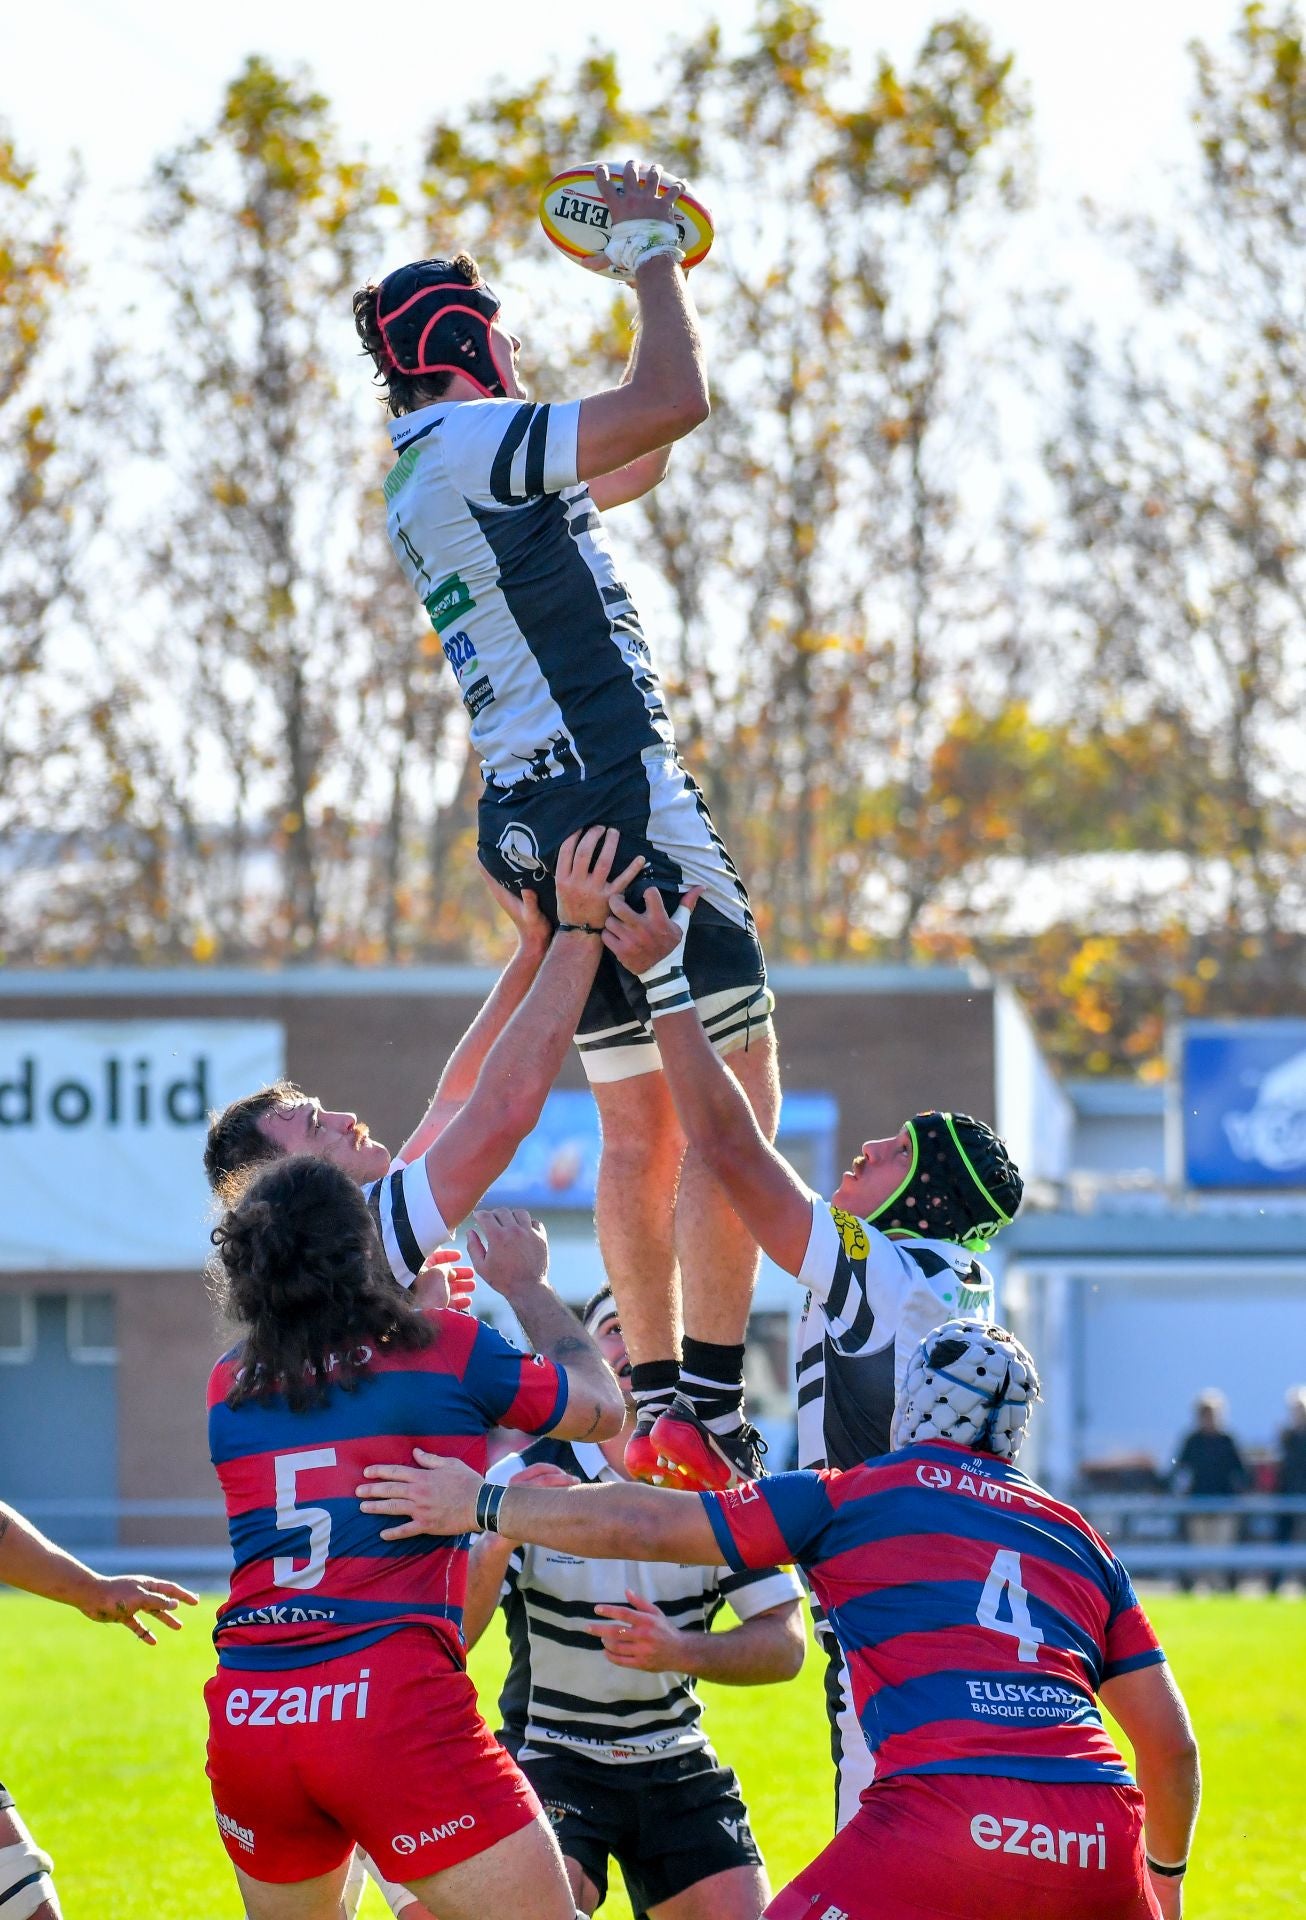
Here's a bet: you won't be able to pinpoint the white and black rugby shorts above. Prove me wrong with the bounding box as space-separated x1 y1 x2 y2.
478 746 773 1083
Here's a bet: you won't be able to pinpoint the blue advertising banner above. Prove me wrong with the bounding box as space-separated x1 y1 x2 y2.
487 1089 839 1210
1180 1020 1306 1189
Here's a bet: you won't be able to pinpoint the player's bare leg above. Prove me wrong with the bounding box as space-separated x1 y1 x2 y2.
234 1859 351 1920
650 1863 771 1920
592 1072 686 1474
0 1804 59 1920
406 1816 576 1920
561 1855 602 1916
656 1033 781 1488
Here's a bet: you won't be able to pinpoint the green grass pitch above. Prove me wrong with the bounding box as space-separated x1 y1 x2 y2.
0 1593 1301 1917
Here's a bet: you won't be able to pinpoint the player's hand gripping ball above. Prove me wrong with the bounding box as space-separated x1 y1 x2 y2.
539 162 715 278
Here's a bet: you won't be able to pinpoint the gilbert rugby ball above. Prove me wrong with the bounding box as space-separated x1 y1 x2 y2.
539 165 715 278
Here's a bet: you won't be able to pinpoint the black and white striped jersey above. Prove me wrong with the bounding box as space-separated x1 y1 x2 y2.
486 1438 801 1765
794 1194 995 1474
384 398 675 792
360 1156 448 1290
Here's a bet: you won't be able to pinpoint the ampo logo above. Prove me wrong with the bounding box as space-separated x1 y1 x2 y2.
392 1815 477 1855
916 1463 953 1490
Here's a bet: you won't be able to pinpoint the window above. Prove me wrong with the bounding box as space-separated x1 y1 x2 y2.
0 1294 35 1364
67 1293 118 1365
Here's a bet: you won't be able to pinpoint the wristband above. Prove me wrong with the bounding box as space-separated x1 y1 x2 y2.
556 921 605 935
473 1482 508 1534
1145 1858 1188 1879
603 217 685 280
639 901 694 1017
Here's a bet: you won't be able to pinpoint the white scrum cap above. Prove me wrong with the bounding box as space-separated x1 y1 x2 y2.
891 1319 1041 1461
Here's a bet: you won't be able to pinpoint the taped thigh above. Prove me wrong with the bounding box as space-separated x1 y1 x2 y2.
0 1838 57 1920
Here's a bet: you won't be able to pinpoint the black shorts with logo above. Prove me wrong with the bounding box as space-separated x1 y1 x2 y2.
478 750 772 1083
515 1744 762 1913
0 1781 12 1812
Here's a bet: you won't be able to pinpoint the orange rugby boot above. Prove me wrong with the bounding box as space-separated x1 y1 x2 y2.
650 1394 768 1491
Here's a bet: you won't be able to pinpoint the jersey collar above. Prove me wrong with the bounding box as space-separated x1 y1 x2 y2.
389 400 450 452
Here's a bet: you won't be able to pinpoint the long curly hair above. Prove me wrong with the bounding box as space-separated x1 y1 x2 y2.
210 1155 432 1411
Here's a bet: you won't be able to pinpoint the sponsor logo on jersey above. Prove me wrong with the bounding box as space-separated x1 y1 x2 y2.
224 1668 370 1727
817 1904 849 1920
464 673 495 718
830 1207 869 1262
221 1602 338 1628
215 1809 256 1852
425 572 476 634
965 1680 1088 1722
393 1815 478 1855
497 821 548 879
442 628 479 679
914 1462 1020 1506
970 1813 1106 1869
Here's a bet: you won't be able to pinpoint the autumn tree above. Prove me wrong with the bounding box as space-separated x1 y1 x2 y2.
1032 0 1306 1064
0 131 69 821
135 57 465 960
414 3 1032 956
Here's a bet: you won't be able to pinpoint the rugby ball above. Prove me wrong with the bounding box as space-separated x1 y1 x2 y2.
539 165 715 278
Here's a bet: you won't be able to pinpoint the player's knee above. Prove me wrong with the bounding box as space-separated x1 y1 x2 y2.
597 1099 682 1180
0 1836 58 1920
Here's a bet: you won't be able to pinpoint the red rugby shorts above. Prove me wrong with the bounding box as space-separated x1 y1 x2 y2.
205 1626 539 1885
764 1772 1162 1920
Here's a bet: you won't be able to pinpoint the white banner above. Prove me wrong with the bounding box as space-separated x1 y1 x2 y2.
0 1020 285 1270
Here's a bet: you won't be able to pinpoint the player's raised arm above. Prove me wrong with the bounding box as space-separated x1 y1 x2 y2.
395 876 552 1164
467 1208 625 1441
603 890 814 1274
0 1502 198 1645
421 827 643 1228
573 161 710 484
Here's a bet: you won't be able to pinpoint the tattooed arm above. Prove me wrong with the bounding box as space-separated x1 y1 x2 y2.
0 1501 198 1645
467 1208 625 1441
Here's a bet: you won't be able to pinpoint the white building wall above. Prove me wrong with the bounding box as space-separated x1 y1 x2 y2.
994 984 1075 1183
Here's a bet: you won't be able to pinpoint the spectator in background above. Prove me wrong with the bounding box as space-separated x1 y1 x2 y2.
1271 1386 1306 1594
1171 1391 1249 1592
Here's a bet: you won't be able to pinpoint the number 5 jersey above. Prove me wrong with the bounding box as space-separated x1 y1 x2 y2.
207 1311 567 1672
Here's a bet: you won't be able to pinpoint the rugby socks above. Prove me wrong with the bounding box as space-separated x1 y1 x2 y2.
679 1337 747 1436
629 1359 681 1426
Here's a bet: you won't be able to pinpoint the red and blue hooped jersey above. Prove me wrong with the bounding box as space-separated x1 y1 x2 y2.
208 1309 566 1672
702 1439 1164 1787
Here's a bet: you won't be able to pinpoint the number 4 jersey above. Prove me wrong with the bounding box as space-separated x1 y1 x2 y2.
701 1440 1165 1787
207 1311 567 1671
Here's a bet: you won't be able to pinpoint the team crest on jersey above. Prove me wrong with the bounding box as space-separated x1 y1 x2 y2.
497 821 548 879
830 1206 869 1262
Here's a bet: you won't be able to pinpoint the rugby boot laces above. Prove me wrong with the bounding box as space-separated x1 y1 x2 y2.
650 1393 768 1491
624 1411 669 1485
